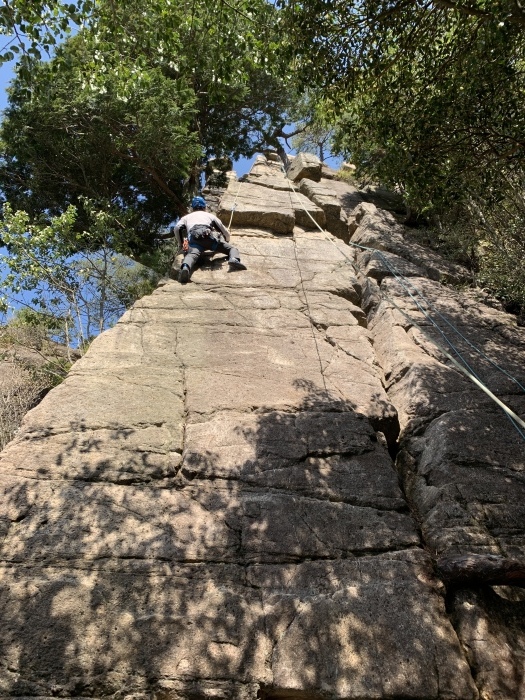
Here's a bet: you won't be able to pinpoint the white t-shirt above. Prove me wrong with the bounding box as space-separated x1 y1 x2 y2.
174 211 230 241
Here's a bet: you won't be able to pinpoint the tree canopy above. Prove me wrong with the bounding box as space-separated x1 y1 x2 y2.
0 0 93 66
276 0 525 314
3 0 525 317
278 0 525 213
0 0 291 255
0 201 159 346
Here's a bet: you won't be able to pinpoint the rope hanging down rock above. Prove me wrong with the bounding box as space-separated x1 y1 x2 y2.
227 179 243 229
225 170 329 392
281 163 525 441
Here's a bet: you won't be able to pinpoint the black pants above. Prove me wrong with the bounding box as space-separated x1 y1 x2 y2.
181 236 240 273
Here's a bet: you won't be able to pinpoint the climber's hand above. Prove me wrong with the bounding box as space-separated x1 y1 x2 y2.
182 239 189 252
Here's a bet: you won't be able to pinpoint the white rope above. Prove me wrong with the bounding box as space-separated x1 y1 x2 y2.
229 162 328 391
227 179 243 230
280 164 525 439
291 236 329 392
372 251 525 394
385 294 525 435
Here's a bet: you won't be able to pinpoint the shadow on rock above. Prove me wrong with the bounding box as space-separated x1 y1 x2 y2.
0 383 477 699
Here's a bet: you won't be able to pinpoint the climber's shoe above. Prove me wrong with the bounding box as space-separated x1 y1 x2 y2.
180 265 190 283
228 258 247 270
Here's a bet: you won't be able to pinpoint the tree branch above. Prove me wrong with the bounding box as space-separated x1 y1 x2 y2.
434 0 525 25
110 146 187 216
276 124 311 141
434 0 492 19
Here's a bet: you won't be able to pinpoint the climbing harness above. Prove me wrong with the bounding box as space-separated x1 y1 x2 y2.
281 163 525 440
189 224 214 240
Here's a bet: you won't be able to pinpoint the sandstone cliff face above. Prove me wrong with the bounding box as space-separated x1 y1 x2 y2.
0 155 524 700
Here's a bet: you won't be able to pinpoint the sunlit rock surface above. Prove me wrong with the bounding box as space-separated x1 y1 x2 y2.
1 156 524 699
286 152 322 182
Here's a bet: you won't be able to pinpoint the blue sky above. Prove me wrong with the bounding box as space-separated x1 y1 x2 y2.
0 55 16 112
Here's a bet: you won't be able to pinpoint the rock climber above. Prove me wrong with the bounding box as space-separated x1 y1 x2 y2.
175 196 246 283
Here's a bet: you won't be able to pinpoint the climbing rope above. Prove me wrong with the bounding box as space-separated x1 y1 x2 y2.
291 233 330 394
213 165 329 392
226 166 329 392
362 254 525 440
367 250 525 394
227 179 243 229
281 163 525 440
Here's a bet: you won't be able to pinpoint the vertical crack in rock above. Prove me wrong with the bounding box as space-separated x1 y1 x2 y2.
291 233 329 394
175 323 190 486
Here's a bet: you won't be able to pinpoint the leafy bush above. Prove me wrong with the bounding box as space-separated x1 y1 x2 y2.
0 361 48 450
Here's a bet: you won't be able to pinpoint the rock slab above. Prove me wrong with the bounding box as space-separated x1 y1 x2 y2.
4 154 524 699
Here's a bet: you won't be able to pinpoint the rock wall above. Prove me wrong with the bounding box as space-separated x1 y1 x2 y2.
1 154 524 699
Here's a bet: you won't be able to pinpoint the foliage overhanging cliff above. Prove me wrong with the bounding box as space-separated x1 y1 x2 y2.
1 0 525 315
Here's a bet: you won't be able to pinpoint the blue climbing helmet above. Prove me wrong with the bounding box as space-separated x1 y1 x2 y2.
191 196 206 210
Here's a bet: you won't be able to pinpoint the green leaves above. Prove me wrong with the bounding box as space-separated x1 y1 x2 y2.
0 29 202 250
279 0 525 212
0 0 95 64
0 0 291 256
0 202 159 345
273 0 525 314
